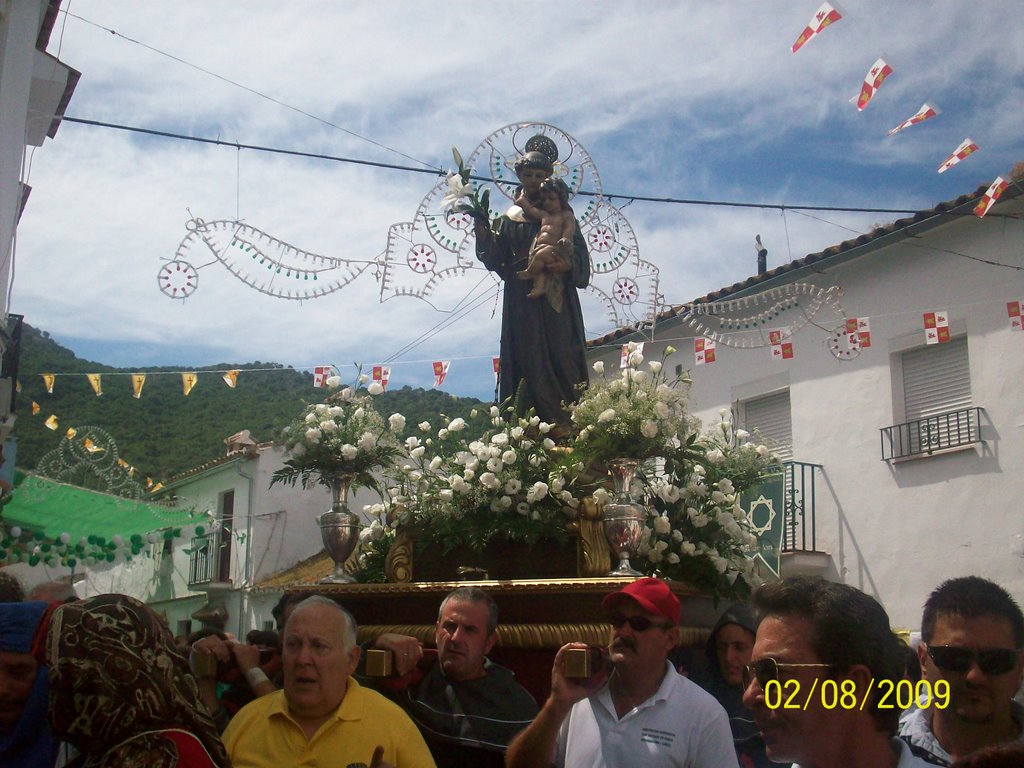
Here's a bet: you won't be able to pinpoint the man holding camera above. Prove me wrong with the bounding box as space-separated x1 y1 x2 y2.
506 577 737 767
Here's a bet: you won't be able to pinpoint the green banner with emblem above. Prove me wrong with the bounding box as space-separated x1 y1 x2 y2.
740 472 785 577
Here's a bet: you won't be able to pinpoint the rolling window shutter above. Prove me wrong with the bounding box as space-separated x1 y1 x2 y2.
743 390 792 460
902 337 971 420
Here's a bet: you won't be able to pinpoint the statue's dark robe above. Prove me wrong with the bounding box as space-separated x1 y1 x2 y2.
476 209 590 426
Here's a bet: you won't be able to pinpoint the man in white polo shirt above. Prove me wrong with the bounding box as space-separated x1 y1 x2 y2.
506 577 737 767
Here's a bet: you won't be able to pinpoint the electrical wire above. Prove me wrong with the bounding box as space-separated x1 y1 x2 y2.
61 116 945 217
62 10 436 170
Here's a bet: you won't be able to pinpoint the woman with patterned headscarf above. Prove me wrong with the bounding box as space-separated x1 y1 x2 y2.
45 594 230 768
0 600 56 768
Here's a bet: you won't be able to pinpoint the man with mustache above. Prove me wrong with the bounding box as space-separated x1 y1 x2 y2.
900 577 1024 765
742 576 935 768
506 577 737 767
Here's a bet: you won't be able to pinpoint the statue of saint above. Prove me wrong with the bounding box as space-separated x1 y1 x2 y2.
474 139 590 432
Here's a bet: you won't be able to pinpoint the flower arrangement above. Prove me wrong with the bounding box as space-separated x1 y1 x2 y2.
373 405 578 553
636 411 781 597
565 343 779 598
569 343 696 465
271 376 405 494
441 146 490 220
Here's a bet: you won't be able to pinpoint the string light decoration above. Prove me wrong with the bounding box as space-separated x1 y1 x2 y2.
161 217 373 301
680 283 852 355
35 426 146 499
377 122 662 330
159 122 661 330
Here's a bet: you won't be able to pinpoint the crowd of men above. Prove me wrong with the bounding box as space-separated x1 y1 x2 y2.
3 572 1024 767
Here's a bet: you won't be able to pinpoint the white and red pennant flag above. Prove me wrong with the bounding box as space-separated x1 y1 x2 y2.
769 329 794 360
923 311 950 344
1007 302 1023 331
492 357 501 385
845 317 872 348
432 360 450 388
791 2 843 53
937 139 978 173
694 338 716 365
312 365 333 388
372 365 391 391
853 58 893 111
974 177 1009 218
887 103 940 136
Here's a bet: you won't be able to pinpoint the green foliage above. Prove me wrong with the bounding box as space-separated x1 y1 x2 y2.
14 323 485 483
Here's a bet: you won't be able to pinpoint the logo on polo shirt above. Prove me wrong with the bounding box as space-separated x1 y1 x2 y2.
640 728 676 748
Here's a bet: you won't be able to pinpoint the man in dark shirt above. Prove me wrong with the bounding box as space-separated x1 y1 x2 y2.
363 586 538 768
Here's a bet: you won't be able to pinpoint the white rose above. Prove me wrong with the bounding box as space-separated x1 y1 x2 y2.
429 456 443 471
486 457 504 473
692 464 706 476
367 382 384 395
448 417 466 432
550 476 565 493
498 495 513 510
641 421 659 438
305 413 317 424
735 429 749 443
490 406 500 417
530 481 549 500
480 472 500 490
516 502 530 516
340 387 354 401
328 406 343 417
388 413 406 432
680 541 696 555
598 409 616 423
325 375 342 388
705 448 725 464
529 416 541 427
439 489 454 502
510 426 525 440
405 436 420 450
410 446 426 459
502 449 518 465
757 444 770 458
319 419 336 432
666 552 680 564
304 428 322 443
504 478 522 494
648 361 662 374
665 345 677 355
450 476 468 493
353 407 365 419
718 478 735 494
593 360 605 374
654 401 670 418
653 515 671 534
491 433 509 447
358 432 376 452
538 422 552 434
341 444 358 460
438 428 449 439
628 351 644 367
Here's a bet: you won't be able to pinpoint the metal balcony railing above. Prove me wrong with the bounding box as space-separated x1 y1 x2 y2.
782 460 822 552
187 532 221 586
880 407 982 461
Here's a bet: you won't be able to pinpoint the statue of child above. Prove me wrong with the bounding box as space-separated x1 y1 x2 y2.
514 178 575 302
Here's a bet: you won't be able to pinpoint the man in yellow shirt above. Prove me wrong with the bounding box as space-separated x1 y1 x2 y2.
223 595 436 768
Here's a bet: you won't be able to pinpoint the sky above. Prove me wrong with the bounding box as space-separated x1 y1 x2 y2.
12 1 1024 401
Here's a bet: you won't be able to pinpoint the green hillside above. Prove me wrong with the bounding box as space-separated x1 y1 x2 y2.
13 324 486 483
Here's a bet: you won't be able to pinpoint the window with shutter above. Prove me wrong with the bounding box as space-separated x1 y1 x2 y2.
898 337 973 455
741 390 793 460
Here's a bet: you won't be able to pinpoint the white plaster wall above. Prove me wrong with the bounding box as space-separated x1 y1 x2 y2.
588 201 1024 629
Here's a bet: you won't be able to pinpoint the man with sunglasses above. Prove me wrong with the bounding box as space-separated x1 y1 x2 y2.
506 577 737 767
900 576 1024 765
742 576 935 767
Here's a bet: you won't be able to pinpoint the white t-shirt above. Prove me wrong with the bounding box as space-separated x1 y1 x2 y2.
555 661 739 767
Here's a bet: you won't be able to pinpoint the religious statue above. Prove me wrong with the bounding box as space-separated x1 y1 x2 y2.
474 136 590 433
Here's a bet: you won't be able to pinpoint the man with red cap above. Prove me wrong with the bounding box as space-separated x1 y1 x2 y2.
506 577 738 767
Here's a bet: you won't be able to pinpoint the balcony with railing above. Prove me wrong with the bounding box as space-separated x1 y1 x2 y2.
782 460 821 553
187 531 229 588
880 407 982 461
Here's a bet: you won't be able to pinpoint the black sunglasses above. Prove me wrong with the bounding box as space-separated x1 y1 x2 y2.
608 614 674 632
926 644 1021 676
742 657 835 690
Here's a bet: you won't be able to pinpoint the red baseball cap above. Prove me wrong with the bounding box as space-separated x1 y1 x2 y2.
601 577 680 625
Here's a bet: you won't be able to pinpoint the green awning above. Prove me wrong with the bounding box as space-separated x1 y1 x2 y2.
2 473 198 541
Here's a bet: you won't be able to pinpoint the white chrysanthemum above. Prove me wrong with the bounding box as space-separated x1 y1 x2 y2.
341 444 358 460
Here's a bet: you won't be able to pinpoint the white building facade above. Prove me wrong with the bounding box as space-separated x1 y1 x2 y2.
588 179 1024 630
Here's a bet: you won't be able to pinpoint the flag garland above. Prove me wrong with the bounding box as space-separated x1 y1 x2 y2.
887 103 939 136
937 139 978 173
923 311 950 344
974 177 1008 218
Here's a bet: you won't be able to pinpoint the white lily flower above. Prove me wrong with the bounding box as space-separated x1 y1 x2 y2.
441 172 472 210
